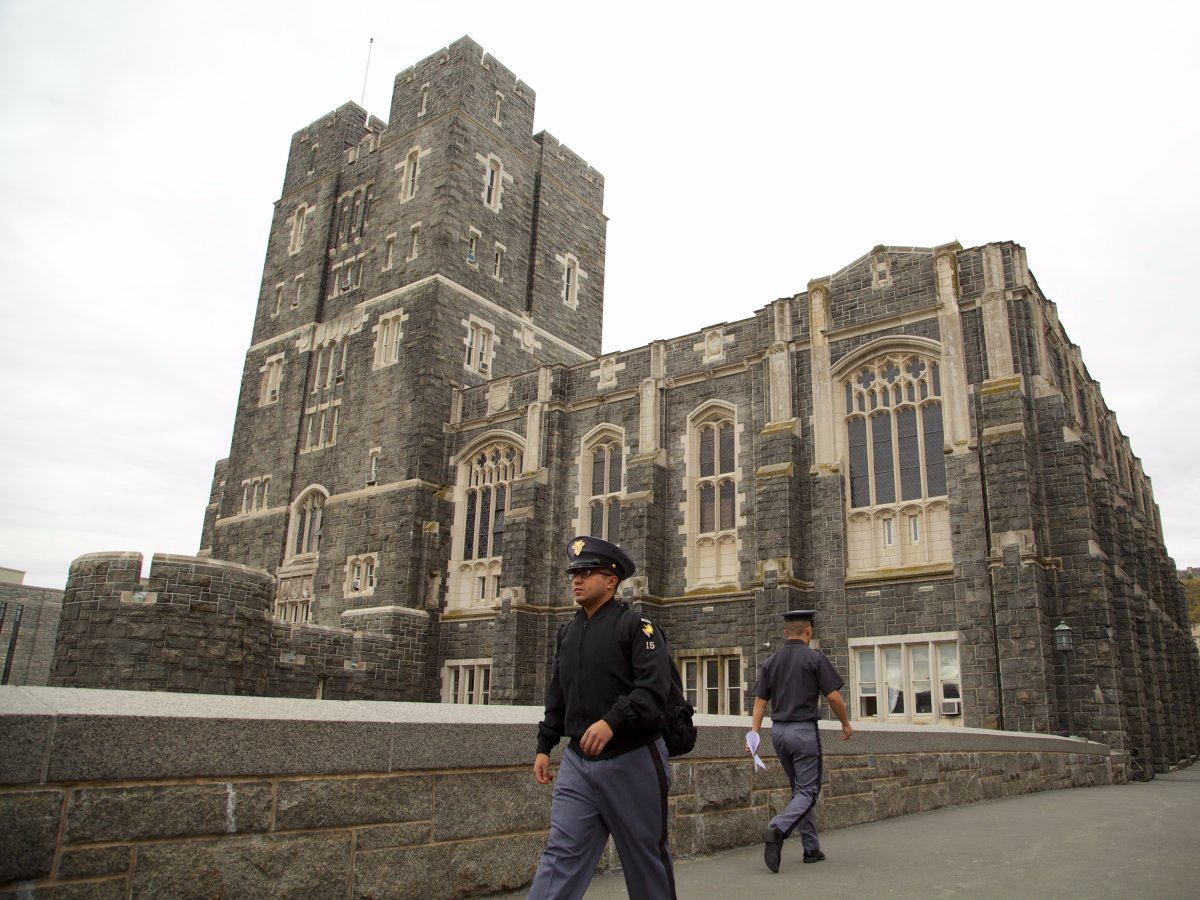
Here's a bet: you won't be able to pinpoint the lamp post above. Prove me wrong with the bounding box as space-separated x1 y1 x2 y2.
1054 620 1075 737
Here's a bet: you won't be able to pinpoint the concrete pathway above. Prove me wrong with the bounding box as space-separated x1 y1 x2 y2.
493 766 1200 899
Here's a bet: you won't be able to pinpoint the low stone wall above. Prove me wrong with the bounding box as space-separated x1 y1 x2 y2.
0 687 1115 899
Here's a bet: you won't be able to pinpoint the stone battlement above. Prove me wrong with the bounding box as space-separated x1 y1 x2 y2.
51 553 433 700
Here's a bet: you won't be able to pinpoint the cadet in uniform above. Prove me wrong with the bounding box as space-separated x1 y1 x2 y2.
749 609 853 873
528 536 677 900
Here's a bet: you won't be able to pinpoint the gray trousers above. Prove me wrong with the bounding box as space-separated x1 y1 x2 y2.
528 738 676 900
768 720 823 852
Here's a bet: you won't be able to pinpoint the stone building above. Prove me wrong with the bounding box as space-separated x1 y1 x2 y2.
0 568 63 686
52 37 1199 771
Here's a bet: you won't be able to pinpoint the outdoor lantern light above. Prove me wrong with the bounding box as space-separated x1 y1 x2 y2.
1054 620 1074 652
1054 620 1077 737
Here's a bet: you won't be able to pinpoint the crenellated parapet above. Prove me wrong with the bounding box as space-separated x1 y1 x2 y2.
51 552 437 702
51 553 277 695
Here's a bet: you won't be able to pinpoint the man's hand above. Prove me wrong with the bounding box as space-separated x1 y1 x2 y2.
580 720 614 757
533 753 554 784
840 722 853 741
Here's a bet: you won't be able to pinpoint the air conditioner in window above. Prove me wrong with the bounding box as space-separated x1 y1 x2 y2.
351 579 360 591
941 699 962 717
365 474 377 485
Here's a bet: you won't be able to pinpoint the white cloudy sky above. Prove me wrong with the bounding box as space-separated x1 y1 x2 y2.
1 0 1197 588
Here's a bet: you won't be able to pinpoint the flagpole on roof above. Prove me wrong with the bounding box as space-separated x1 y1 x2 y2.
361 38 374 107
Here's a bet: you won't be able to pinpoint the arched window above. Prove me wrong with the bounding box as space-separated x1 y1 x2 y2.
688 404 739 588
289 488 327 558
345 553 378 597
584 432 623 543
449 439 522 608
842 351 949 574
845 354 946 508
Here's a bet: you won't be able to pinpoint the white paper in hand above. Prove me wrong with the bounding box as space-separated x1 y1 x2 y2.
745 730 767 771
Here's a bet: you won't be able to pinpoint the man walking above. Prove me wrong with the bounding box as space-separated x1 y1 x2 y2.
749 610 852 873
528 535 677 900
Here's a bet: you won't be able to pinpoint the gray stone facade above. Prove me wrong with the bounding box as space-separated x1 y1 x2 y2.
0 579 62 686
51 38 1200 773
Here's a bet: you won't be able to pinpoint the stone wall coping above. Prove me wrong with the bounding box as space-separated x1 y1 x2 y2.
149 552 273 580
0 686 1111 788
340 604 431 620
69 551 144 566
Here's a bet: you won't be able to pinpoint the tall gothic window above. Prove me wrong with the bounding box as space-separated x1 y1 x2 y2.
689 404 738 588
843 351 950 574
450 440 522 608
585 434 623 543
289 489 326 558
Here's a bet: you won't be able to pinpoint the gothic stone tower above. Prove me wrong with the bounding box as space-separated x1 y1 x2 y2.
200 37 605 699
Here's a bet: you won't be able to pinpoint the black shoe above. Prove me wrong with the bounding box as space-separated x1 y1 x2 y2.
803 849 826 864
762 826 784 873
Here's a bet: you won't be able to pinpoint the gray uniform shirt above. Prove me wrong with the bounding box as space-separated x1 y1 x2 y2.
753 640 845 722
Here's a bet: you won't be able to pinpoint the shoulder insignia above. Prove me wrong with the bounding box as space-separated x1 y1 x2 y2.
641 620 654 637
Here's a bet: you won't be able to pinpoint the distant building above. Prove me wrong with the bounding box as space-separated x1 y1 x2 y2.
52 37 1199 773
1 569 63 686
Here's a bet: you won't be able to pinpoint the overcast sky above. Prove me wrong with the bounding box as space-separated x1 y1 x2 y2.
2 0 1197 589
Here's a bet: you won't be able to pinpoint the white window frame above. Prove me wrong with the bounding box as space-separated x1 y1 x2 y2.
302 399 341 452
442 659 492 704
581 428 624 544
383 234 396 271
287 488 327 560
287 203 308 255
560 253 583 309
466 227 480 266
848 632 962 725
406 223 421 262
464 317 496 376
274 575 314 624
492 242 505 281
373 309 407 369
399 147 422 202
344 553 379 598
259 354 285 406
686 402 740 590
447 437 523 610
241 476 271 514
678 651 743 715
478 154 510 212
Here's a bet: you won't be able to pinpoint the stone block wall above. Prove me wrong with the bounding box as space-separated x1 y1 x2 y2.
0 582 63 686
50 553 436 702
50 553 277 695
0 687 1115 899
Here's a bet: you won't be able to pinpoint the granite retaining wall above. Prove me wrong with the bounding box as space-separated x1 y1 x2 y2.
0 687 1116 898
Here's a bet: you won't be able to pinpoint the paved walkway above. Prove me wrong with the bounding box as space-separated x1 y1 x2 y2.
495 766 1200 899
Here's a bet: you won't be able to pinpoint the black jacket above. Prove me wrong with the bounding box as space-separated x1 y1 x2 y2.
536 599 671 760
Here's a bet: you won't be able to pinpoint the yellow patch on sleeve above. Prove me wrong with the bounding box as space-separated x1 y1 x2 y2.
641 621 654 637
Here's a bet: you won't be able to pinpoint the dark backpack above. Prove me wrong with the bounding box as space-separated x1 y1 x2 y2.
617 604 697 757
